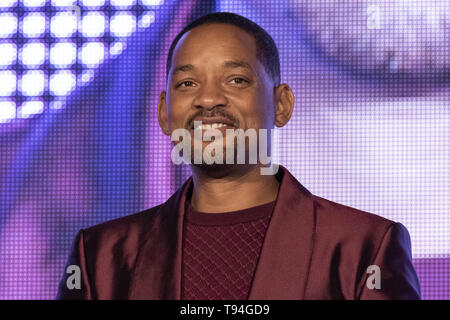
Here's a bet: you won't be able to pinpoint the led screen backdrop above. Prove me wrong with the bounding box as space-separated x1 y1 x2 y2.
0 0 449 299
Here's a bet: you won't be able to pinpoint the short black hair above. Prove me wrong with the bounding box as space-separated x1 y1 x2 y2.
166 12 281 86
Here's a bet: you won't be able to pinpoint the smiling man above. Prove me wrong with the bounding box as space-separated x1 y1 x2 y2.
57 12 421 300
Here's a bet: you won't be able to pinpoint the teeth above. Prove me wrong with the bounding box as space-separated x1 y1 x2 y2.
194 123 228 130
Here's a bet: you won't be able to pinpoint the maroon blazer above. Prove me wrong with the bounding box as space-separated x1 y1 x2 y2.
57 166 421 299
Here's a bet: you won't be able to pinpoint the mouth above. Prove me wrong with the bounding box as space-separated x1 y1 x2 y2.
188 119 238 141
191 123 236 140
193 122 234 130
189 116 238 131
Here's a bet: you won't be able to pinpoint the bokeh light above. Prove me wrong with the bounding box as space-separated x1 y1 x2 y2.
50 12 78 38
19 42 47 68
0 71 16 96
79 42 106 67
50 41 77 68
21 13 47 38
49 70 76 96
17 100 44 119
19 70 46 96
80 12 106 38
0 14 17 38
0 100 16 123
0 43 17 67
110 12 136 37
111 0 136 9
80 0 106 8
22 0 47 8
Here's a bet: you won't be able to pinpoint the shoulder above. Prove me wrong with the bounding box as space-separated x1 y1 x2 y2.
313 195 392 225
312 195 396 243
59 205 164 299
306 195 418 299
81 204 163 249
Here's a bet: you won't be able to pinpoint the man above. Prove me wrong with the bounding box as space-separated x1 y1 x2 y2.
57 12 421 300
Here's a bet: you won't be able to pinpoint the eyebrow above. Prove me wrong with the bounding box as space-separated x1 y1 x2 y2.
223 60 254 73
171 60 254 76
171 64 194 76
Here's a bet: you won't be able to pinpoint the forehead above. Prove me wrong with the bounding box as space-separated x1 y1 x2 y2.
171 23 258 69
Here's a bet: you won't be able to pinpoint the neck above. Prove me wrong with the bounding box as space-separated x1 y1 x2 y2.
190 164 280 213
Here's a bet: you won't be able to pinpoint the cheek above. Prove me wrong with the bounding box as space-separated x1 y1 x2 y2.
167 108 183 123
166 99 190 129
239 93 273 129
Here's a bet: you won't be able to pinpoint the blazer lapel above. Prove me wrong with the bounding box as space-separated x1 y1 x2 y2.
248 166 316 299
130 165 316 300
129 177 193 299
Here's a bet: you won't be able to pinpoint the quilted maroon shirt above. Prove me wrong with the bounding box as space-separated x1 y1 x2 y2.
181 200 275 300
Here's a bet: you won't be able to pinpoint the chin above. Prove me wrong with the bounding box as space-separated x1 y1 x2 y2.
191 163 239 178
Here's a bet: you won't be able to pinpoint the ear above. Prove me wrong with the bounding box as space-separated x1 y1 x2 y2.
157 91 170 136
273 84 294 128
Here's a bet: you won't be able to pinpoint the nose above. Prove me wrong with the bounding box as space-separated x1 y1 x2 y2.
192 82 228 110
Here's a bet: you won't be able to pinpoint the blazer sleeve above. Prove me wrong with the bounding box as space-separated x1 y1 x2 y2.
358 223 421 300
56 229 93 300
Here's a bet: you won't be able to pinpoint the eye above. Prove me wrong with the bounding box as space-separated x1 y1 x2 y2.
177 80 196 88
230 77 247 84
229 77 249 86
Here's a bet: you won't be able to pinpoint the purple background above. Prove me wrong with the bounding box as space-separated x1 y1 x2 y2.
0 0 449 299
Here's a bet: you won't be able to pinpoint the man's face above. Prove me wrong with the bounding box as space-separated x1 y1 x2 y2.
159 23 276 165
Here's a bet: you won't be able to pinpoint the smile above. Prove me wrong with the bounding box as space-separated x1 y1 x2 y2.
193 123 231 130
